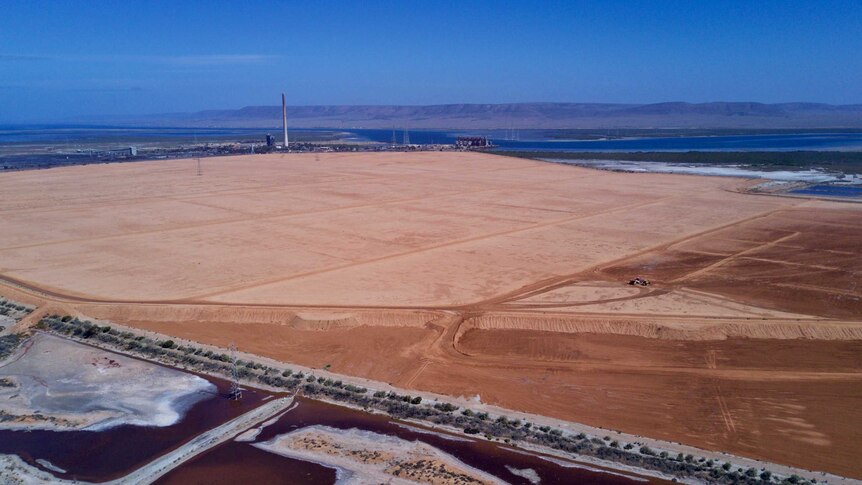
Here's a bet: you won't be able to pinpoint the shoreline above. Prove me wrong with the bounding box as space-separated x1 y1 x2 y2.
0 332 216 433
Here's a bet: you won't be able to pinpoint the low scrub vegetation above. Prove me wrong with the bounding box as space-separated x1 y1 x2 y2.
0 297 33 322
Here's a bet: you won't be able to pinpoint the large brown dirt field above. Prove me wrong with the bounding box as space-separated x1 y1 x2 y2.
2 152 861 478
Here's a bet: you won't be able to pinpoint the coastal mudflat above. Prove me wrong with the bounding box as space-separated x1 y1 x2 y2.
0 334 268 482
0 333 213 431
255 425 505 484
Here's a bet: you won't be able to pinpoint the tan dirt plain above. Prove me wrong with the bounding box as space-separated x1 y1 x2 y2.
2 152 862 478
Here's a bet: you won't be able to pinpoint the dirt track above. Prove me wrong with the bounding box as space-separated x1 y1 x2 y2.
2 152 861 478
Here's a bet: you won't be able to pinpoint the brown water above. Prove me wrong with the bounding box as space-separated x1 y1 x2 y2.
157 397 668 485
0 375 268 482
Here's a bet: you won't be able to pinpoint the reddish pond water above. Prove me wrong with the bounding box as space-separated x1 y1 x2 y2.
0 372 267 482
156 397 669 485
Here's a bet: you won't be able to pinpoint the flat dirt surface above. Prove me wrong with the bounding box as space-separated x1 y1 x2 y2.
2 152 862 478
0 151 797 305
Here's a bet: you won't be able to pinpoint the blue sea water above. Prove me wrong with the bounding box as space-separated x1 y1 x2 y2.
2 125 862 152
348 129 862 152
790 184 862 198
489 133 862 152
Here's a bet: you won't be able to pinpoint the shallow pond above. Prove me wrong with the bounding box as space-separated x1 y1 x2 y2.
156 397 668 485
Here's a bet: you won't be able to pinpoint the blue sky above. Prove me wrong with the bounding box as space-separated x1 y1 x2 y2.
1 0 861 122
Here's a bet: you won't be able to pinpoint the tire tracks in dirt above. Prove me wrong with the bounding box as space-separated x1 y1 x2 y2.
188 195 684 301
714 384 738 436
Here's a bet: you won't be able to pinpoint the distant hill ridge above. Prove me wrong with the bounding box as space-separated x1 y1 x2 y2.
120 102 862 129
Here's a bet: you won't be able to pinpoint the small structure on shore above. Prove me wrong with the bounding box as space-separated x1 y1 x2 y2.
455 136 491 148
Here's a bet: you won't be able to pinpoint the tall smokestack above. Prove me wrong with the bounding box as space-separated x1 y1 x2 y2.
282 93 289 150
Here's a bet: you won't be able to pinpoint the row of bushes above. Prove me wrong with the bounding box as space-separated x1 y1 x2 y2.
34 315 811 485
0 297 32 321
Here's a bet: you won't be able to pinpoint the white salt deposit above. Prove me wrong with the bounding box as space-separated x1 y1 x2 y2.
545 158 852 182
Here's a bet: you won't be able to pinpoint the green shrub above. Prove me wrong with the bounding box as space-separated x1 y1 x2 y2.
434 402 458 413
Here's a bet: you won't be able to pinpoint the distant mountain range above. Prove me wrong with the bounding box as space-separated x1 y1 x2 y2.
99 102 862 129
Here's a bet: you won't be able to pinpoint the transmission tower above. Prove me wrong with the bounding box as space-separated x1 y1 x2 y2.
196 157 202 176
228 342 242 400
403 125 410 145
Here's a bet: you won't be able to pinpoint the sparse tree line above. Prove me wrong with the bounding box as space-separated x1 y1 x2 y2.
0 297 32 315
35 315 818 485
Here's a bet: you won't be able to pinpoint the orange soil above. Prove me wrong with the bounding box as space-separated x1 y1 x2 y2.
116 316 862 478
598 207 862 318
2 152 862 477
